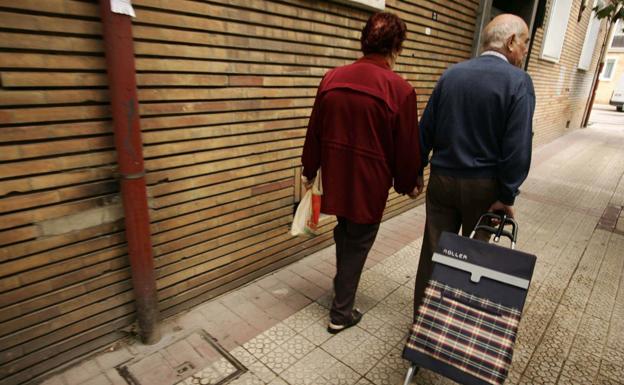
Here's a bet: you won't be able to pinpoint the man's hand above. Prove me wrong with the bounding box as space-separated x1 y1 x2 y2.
408 176 425 199
488 200 514 218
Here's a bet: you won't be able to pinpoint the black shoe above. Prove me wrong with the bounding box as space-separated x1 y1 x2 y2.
327 309 363 334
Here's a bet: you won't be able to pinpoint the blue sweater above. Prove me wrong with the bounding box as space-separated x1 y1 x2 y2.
420 55 535 205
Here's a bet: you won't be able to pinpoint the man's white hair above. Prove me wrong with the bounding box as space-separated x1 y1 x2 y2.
482 16 526 50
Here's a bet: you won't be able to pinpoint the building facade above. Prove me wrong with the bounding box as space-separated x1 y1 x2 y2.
0 0 605 383
595 19 624 107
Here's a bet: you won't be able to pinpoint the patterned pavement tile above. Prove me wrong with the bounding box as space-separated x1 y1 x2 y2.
283 302 327 332
317 361 360 385
510 344 534 373
360 280 400 302
340 347 378 376
228 372 265 385
560 353 600 384
556 376 588 385
357 312 386 334
364 362 406 385
242 334 279 359
355 293 379 313
577 314 610 343
375 323 409 347
266 377 289 385
280 348 338 385
247 360 276 383
261 323 296 345
383 285 414 314
321 326 370 360
340 335 394 375
279 334 315 360
212 357 237 376
358 270 389 290
603 347 624 364
315 292 333 310
229 346 256 367
549 305 582 332
600 358 624 383
524 341 566 385
299 319 333 346
366 303 413 332
353 377 375 385
586 298 616 321
568 334 605 359
595 374 624 385
505 367 523 385
258 346 298 374
362 346 408 385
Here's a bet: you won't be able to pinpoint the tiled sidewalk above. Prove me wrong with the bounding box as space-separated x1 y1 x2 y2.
43 107 624 385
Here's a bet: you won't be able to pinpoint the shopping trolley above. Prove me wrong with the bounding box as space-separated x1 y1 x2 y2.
402 213 536 385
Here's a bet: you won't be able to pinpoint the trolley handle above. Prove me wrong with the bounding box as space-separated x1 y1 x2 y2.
469 212 518 249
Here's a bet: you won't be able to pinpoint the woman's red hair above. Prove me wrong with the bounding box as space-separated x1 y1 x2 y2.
361 12 407 56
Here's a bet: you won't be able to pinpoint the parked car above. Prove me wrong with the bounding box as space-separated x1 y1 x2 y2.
610 75 624 112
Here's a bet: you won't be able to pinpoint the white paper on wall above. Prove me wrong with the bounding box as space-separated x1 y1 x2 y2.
111 0 136 17
331 0 385 11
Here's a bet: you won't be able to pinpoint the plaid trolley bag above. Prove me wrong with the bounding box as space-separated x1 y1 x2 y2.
402 213 536 385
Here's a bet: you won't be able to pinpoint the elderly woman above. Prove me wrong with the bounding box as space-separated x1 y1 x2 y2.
301 12 422 334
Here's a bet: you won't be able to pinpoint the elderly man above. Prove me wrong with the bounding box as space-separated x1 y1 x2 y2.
413 14 535 315
301 12 422 334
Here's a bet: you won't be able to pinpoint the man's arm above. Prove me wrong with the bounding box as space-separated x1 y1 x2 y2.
497 75 536 207
419 82 439 175
393 90 422 195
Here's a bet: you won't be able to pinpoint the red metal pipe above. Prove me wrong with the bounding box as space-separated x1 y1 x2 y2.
99 0 160 344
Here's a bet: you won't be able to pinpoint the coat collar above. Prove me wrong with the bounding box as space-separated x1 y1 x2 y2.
357 53 391 70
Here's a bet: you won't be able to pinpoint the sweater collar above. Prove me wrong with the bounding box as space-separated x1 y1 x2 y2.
481 50 509 63
357 53 391 69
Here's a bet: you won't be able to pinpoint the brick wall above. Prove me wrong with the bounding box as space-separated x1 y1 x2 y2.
526 0 607 146
0 1 479 383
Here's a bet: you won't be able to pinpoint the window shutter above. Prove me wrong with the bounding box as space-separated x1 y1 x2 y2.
578 4 602 70
540 0 574 62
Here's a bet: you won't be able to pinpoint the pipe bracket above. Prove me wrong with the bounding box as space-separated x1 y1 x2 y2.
120 171 146 180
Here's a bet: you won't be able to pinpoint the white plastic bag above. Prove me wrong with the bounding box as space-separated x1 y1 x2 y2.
291 189 314 236
291 170 324 236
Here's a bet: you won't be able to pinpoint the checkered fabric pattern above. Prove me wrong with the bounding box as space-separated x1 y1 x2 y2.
405 280 521 385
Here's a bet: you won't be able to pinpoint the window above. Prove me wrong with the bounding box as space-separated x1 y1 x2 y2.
540 0 574 62
611 19 624 49
578 1 602 70
600 58 617 80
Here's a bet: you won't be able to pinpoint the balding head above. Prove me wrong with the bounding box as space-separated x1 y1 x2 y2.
482 14 530 67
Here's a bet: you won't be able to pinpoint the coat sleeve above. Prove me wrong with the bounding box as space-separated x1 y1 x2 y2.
301 81 324 181
498 75 535 205
392 90 422 194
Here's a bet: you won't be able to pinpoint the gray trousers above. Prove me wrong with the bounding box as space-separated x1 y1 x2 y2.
330 216 380 324
413 173 498 318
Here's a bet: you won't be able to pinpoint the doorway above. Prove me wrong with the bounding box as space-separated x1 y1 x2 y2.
471 0 546 69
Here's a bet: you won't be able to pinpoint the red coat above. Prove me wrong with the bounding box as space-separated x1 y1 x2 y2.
302 54 421 224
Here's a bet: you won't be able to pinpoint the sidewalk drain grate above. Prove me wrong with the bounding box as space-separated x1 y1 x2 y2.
116 329 246 385
597 204 624 234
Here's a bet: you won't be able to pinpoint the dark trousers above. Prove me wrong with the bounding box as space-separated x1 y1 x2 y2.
330 216 380 324
413 173 498 318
